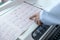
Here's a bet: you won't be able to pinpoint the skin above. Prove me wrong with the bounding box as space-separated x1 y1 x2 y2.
29 12 42 25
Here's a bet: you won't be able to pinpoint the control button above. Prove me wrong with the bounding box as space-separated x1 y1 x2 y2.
33 32 37 37
38 27 43 31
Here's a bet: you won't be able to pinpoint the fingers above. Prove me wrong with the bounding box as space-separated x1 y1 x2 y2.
30 15 39 20
34 17 41 25
29 16 42 25
29 12 42 25
29 15 37 20
37 20 42 25
29 13 39 20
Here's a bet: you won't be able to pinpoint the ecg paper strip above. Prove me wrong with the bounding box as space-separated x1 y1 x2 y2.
0 3 41 40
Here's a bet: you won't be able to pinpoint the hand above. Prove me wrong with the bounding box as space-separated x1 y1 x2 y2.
29 12 42 25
